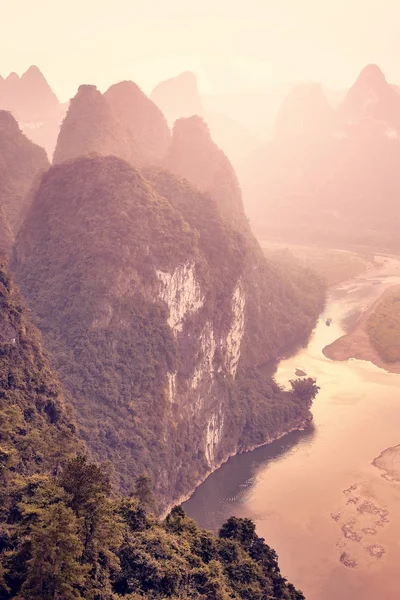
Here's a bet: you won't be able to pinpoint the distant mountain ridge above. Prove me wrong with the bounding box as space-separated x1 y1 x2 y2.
0 65 65 157
150 71 259 174
243 64 400 251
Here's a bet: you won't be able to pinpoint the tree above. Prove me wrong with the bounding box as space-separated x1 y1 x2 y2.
134 474 157 514
21 503 86 600
289 377 320 407
219 517 256 550
58 457 122 598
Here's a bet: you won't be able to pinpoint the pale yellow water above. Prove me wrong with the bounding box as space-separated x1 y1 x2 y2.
184 256 400 600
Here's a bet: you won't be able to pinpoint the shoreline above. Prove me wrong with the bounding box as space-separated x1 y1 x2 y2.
323 284 400 374
160 414 312 520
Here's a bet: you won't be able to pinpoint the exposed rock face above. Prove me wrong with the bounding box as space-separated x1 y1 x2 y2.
0 65 64 157
13 155 321 510
53 85 138 165
104 81 171 166
0 110 49 232
243 65 400 251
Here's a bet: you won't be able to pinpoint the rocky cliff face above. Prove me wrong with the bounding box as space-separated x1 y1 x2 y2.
53 85 138 165
0 110 49 233
12 154 322 511
104 81 171 166
243 64 400 251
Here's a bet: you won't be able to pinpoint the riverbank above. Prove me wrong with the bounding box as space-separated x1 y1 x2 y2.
323 284 400 374
160 413 312 519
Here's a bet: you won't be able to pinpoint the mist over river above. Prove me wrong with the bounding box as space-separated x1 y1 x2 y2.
184 256 400 600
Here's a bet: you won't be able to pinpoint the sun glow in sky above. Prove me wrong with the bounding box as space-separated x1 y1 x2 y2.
1 0 399 100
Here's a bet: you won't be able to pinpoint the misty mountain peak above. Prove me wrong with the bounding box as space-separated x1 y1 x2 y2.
274 82 332 140
164 115 245 227
339 63 400 129
356 64 387 87
22 64 46 81
53 83 138 166
104 80 171 166
150 71 204 125
172 114 211 140
6 72 19 82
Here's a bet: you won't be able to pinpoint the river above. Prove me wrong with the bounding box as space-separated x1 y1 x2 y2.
183 256 400 600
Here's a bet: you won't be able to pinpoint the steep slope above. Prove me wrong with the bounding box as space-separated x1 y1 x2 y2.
53 85 138 165
0 206 13 256
0 110 49 232
338 64 400 129
0 66 59 121
13 155 322 510
163 116 246 228
0 258 79 480
243 65 400 250
104 81 171 166
1 458 305 600
151 72 258 174
160 117 323 366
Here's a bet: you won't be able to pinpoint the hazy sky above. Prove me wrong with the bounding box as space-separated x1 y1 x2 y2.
1 0 399 101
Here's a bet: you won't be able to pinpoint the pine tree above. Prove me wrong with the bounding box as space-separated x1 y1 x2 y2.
21 503 86 600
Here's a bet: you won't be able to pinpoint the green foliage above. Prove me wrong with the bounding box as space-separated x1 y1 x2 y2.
21 503 86 600
134 474 157 514
0 259 79 490
13 156 323 513
289 378 320 407
366 293 400 362
0 458 305 599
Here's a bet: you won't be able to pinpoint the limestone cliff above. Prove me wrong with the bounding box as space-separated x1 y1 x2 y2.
13 154 322 510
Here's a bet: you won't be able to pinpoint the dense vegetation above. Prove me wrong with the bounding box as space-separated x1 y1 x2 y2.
0 110 49 233
12 154 323 511
367 292 400 362
0 258 79 476
0 206 13 257
0 258 307 598
104 81 171 167
53 85 138 166
261 242 372 287
0 457 306 599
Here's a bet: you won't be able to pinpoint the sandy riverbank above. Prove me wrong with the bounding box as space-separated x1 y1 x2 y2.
323 284 400 373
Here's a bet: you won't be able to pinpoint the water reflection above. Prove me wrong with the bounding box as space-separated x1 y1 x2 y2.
183 256 400 600
184 424 315 531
